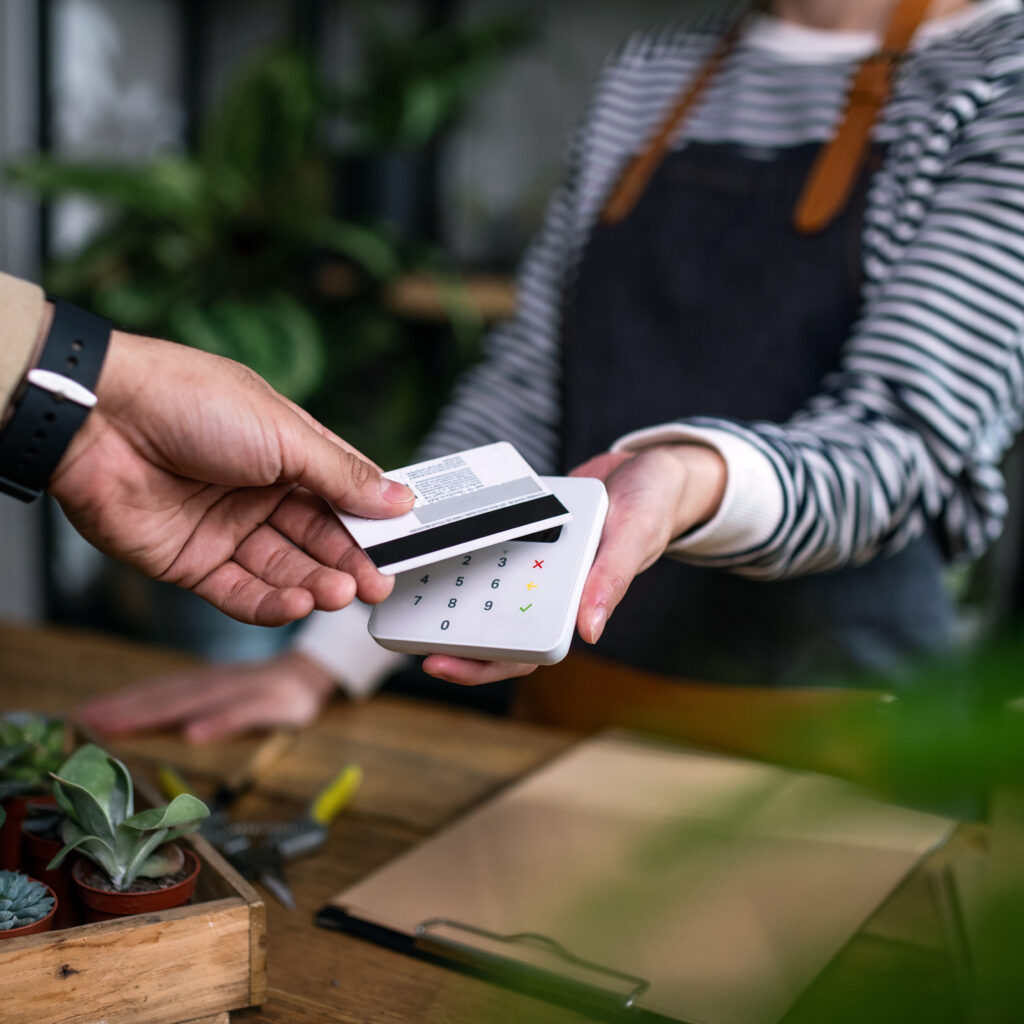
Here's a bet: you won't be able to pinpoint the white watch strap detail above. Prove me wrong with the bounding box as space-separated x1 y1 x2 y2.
27 368 98 409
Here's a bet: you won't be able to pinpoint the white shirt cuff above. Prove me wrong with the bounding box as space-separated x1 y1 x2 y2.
293 603 406 700
610 424 784 558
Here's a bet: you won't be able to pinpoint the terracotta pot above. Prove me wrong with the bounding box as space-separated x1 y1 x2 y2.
21 829 79 930
2 792 58 872
0 880 58 939
0 798 27 870
72 847 200 922
0 794 50 871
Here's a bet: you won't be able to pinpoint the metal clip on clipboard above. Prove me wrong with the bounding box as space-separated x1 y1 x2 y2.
414 917 651 1013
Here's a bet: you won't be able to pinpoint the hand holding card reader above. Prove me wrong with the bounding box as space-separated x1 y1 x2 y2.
369 476 607 664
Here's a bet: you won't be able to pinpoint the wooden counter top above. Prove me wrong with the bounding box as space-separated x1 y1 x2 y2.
0 622 965 1024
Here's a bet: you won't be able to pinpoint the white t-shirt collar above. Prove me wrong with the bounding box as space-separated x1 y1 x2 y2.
744 0 1021 63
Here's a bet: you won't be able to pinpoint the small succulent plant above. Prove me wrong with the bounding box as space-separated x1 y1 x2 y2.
48 744 209 891
0 714 66 801
0 869 54 930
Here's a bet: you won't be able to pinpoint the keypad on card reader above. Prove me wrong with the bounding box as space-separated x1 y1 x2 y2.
368 476 608 664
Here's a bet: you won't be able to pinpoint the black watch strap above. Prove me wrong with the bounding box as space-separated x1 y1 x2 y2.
0 300 111 502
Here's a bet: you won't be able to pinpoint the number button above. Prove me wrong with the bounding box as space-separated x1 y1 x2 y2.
497 557 507 568
455 575 465 587
448 598 458 609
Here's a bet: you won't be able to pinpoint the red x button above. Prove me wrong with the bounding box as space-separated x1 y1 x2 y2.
533 560 544 569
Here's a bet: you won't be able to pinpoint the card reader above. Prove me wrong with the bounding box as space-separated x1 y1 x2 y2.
368 476 608 664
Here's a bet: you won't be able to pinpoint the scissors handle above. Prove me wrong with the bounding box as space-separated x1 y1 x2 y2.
309 763 362 825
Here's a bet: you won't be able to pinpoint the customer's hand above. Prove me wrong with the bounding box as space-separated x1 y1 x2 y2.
48 331 414 625
78 652 336 743
420 443 726 686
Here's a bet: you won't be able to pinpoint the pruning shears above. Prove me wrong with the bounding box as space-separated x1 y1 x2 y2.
158 747 361 911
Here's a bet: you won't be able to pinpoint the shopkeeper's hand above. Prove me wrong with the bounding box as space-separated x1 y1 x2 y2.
422 443 726 686
572 444 726 643
48 330 415 625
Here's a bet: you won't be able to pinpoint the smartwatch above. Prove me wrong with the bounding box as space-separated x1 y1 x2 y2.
0 300 111 502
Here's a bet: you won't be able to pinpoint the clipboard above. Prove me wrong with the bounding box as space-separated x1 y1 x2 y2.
317 732 954 1024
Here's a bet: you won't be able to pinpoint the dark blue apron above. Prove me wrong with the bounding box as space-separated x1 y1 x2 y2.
561 141 955 686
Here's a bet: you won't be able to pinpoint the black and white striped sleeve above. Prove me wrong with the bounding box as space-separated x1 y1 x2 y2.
624 73 1024 580
413 39 646 474
413 165 588 475
413 212 566 473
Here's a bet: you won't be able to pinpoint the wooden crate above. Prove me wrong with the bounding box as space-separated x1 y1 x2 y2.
0 832 266 1024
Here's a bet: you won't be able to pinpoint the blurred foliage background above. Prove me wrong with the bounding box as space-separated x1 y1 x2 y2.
3 3 532 654
9 10 529 469
726 635 1024 1023
339 7 531 152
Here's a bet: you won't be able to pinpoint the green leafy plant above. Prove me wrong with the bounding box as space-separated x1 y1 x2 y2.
0 869 54 930
47 744 208 891
759 640 1024 1020
522 639 1024 1023
0 715 66 802
8 44 494 469
8 48 399 407
339 8 532 151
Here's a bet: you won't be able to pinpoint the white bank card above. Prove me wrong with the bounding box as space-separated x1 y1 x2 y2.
338 442 572 575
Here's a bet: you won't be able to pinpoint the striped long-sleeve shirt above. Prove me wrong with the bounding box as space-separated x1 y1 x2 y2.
422 0 1024 580
297 0 1024 687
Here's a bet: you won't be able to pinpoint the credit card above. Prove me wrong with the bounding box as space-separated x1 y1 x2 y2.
337 442 572 575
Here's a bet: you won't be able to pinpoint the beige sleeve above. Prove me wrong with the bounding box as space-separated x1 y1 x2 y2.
0 271 46 415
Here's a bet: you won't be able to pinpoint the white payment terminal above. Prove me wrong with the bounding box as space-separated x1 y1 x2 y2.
368 476 608 664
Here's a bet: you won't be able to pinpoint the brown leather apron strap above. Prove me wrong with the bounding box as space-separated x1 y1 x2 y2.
601 0 935 232
793 0 935 233
600 18 748 225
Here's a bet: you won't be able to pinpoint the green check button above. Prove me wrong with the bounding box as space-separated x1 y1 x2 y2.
519 603 533 612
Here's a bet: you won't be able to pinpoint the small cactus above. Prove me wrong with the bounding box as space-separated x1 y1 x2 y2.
0 870 54 930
